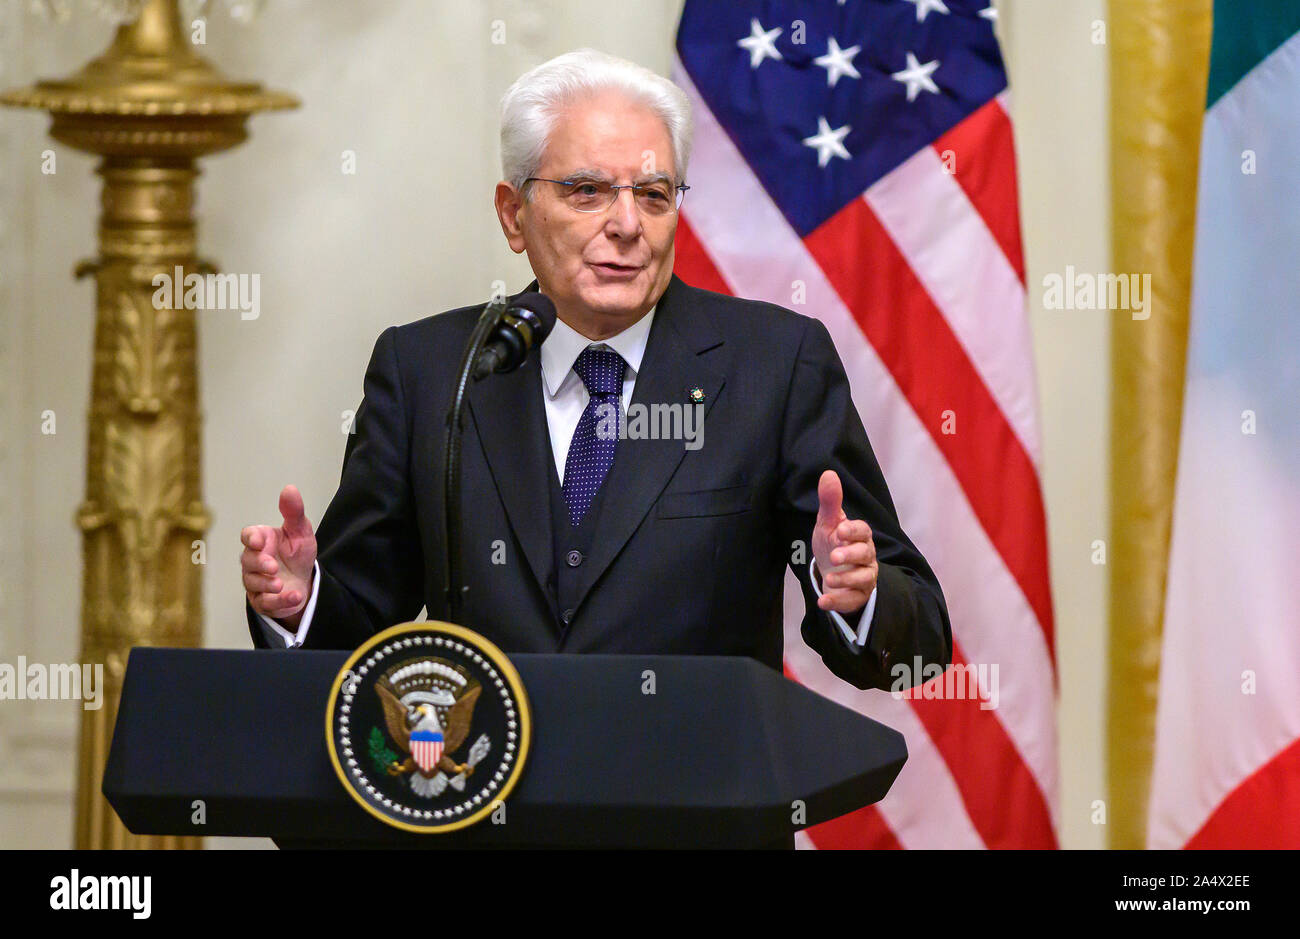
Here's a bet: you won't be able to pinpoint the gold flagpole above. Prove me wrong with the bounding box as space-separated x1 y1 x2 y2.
1106 0 1211 849
2 0 296 848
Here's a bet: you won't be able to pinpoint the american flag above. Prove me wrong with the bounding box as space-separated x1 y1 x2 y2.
673 0 1058 848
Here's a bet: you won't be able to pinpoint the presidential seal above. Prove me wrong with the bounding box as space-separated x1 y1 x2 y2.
325 622 531 833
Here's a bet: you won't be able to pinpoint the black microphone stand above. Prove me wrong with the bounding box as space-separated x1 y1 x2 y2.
442 295 508 624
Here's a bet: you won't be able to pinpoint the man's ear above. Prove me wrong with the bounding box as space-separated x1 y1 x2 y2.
494 181 527 254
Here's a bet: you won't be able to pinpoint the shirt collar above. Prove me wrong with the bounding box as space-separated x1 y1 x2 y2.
540 306 656 397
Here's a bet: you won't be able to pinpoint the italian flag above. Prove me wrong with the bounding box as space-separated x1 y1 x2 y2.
1148 1 1300 848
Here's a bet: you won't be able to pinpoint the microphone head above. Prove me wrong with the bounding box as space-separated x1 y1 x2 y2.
508 291 557 344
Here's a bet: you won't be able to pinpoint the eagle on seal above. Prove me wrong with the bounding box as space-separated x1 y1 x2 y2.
374 660 487 798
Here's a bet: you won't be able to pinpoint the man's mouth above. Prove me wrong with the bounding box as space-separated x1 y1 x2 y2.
589 261 644 277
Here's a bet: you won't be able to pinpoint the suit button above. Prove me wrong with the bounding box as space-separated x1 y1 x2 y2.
561 608 575 624
565 549 583 567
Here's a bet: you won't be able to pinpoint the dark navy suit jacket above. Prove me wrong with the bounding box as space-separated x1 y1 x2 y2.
247 275 950 692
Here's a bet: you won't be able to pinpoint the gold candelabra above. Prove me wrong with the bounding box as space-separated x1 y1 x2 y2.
2 0 296 848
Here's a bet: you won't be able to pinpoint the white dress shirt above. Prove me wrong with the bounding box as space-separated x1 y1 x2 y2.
540 304 655 484
258 307 876 650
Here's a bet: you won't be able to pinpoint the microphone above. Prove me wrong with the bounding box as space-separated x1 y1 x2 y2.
471 292 557 380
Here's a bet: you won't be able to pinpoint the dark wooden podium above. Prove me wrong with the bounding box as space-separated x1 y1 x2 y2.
103 647 906 848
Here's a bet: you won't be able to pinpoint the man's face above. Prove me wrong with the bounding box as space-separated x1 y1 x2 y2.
496 91 679 337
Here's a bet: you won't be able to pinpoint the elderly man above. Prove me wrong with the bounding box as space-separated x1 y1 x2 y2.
240 49 949 692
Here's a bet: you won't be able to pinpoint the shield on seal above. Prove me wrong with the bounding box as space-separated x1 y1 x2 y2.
410 728 444 773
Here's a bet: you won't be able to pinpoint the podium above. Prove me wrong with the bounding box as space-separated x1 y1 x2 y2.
103 647 907 848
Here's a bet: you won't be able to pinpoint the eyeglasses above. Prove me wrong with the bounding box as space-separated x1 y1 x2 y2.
524 176 690 215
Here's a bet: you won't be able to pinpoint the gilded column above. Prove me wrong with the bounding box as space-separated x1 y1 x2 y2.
2 0 296 848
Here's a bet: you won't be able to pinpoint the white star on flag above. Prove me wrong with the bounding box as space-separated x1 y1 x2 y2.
903 0 950 22
814 37 862 88
979 4 998 21
891 51 941 102
802 116 852 168
737 18 783 69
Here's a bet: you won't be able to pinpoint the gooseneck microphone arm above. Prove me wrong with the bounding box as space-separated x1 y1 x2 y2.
442 297 506 624
442 292 556 624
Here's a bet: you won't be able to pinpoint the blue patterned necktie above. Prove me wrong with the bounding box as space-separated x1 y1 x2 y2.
562 346 627 526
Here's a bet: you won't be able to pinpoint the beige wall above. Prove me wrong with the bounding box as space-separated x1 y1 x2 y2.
0 0 1109 849
1000 0 1111 851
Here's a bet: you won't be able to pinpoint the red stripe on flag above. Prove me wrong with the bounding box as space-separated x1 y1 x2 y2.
673 214 734 294
902 645 1057 848
806 805 903 850
932 98 1027 284
1185 736 1300 849
804 199 1055 665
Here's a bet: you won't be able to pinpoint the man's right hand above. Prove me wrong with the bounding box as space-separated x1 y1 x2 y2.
241 484 317 629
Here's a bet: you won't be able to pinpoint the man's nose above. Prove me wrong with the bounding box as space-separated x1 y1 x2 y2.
603 187 643 238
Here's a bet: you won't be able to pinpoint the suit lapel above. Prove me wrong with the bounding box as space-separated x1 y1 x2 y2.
569 275 725 614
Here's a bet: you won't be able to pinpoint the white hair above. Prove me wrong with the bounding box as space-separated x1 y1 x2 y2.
499 48 693 195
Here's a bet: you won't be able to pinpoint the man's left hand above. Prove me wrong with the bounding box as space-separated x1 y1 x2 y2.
811 469 878 615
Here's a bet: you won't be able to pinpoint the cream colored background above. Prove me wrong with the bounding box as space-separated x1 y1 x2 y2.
0 0 1108 849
